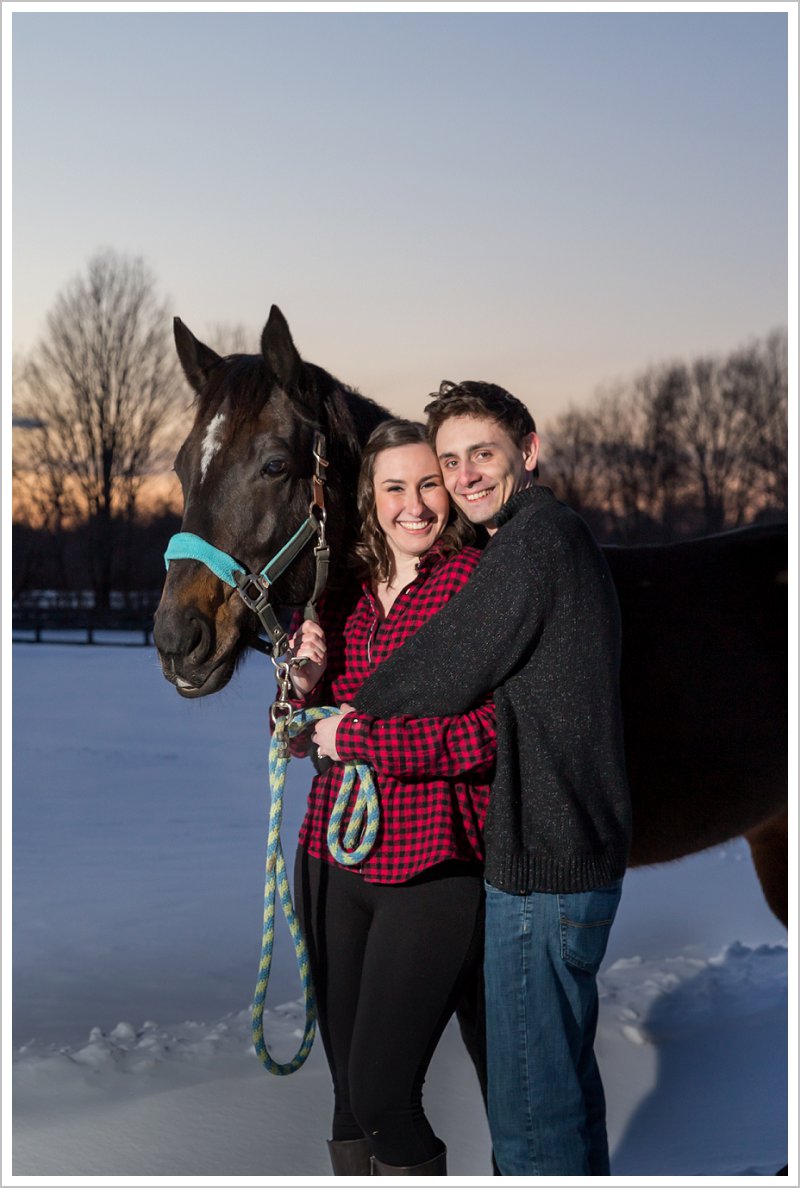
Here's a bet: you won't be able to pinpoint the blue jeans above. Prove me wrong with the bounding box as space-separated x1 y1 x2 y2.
484 878 623 1175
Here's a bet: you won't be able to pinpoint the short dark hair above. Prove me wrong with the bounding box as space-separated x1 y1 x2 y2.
424 380 539 478
354 418 476 582
425 380 537 443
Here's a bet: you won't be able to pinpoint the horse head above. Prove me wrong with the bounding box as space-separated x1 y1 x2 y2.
153 306 388 697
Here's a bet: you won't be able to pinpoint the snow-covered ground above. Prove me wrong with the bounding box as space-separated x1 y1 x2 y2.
10 643 790 1179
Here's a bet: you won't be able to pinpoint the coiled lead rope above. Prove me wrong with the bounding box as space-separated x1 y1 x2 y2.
252 706 380 1075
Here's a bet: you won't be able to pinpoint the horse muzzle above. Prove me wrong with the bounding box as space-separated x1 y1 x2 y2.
153 567 247 697
162 655 236 699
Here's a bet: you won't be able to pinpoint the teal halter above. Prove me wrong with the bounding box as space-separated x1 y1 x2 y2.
164 432 329 656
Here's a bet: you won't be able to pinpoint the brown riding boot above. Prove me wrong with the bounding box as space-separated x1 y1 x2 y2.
370 1145 447 1175
327 1137 373 1176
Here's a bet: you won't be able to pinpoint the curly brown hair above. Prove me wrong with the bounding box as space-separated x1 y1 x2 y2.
425 380 539 478
354 419 477 583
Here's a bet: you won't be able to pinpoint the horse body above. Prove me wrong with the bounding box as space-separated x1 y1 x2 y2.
154 307 788 923
606 528 787 914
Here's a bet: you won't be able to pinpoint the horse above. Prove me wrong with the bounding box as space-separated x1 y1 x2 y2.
154 306 788 928
154 306 388 698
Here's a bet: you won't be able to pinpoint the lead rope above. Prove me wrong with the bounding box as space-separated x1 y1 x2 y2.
252 690 380 1075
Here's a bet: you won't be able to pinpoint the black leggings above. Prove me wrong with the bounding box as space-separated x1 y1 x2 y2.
295 848 485 1166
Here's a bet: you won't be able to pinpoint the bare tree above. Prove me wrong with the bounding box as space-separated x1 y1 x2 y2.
676 332 788 533
541 406 602 512
593 386 656 541
675 356 740 534
543 329 788 542
547 385 666 543
721 330 788 519
14 251 183 606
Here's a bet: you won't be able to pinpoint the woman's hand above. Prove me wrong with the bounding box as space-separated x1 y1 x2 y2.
312 708 351 762
289 620 327 696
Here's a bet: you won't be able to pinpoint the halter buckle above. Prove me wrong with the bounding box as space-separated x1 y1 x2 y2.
235 572 271 613
309 502 328 548
313 432 329 475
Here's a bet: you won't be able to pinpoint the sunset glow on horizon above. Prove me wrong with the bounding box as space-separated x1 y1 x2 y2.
8 5 791 433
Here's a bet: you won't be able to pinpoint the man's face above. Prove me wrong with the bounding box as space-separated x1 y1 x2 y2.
434 415 539 531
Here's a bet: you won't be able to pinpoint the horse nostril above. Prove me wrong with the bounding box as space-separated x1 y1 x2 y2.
153 605 213 667
186 614 211 664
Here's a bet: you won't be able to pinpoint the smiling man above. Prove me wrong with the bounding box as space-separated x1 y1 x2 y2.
433 394 539 527
317 380 632 1176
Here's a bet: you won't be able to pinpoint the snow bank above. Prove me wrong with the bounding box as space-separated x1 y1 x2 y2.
10 644 790 1178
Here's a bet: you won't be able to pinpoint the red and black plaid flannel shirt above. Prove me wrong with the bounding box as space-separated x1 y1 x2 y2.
294 545 495 884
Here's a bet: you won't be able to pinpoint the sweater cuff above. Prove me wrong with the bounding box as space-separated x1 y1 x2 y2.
335 711 376 761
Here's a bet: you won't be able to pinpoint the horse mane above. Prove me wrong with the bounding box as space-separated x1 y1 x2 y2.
193 354 390 463
304 361 391 467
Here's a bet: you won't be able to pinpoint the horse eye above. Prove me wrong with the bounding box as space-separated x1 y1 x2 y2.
261 458 288 478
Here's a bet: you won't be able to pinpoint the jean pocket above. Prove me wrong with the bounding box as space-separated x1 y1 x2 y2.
558 881 622 973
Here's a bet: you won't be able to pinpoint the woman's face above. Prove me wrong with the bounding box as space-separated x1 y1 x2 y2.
372 442 450 568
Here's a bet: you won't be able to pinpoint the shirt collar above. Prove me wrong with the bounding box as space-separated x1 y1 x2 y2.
361 539 448 600
415 539 449 574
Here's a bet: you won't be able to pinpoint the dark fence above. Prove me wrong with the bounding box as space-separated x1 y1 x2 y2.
12 595 160 647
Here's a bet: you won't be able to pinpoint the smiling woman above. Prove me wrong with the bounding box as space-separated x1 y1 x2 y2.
284 416 496 1175
374 443 449 558
352 420 476 604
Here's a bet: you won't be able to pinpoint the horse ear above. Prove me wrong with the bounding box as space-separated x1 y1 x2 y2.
174 318 222 394
261 306 303 391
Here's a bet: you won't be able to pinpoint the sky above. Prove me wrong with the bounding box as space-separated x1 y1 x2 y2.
6 3 794 427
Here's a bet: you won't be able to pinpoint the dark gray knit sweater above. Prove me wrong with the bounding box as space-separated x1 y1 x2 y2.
353 485 631 894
